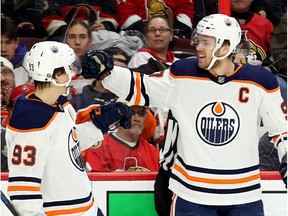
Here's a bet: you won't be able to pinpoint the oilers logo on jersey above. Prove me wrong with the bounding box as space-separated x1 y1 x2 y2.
196 101 240 146
68 127 85 171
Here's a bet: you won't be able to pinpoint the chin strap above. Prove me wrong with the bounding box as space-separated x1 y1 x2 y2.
205 47 233 70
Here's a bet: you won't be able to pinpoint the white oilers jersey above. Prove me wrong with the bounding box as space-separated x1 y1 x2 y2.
6 94 103 215
103 59 287 205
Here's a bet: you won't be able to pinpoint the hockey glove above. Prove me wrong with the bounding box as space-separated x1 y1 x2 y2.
81 50 114 80
279 154 287 188
90 102 132 133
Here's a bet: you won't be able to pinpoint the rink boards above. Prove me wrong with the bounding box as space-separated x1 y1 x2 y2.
1 171 287 216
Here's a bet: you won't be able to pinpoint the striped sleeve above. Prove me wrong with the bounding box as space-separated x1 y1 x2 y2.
160 110 179 171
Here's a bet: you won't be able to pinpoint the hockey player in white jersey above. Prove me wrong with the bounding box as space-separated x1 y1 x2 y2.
81 13 287 215
6 41 132 216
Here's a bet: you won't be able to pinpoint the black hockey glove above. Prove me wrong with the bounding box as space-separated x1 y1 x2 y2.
81 50 114 80
90 102 132 133
279 154 287 188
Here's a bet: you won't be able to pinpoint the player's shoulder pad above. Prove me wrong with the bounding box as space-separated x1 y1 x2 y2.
170 58 206 78
238 64 279 91
9 95 60 131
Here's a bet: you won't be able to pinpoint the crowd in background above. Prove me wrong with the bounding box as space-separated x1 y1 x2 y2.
1 0 287 174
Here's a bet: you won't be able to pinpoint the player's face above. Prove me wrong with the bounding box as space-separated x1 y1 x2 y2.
65 24 92 58
195 34 216 69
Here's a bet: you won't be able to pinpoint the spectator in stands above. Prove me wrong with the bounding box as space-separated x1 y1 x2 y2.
147 0 194 39
231 0 274 64
1 57 15 171
1 57 15 111
1 16 27 68
64 20 94 100
42 1 117 40
84 101 160 172
1 17 32 86
1 84 35 172
251 0 286 27
64 20 93 59
129 14 178 74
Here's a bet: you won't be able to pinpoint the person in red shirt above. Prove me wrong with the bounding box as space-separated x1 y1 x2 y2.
114 0 194 38
84 102 160 172
231 0 274 64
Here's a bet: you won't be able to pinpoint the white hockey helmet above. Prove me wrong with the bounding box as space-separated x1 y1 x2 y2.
196 14 241 69
27 41 77 82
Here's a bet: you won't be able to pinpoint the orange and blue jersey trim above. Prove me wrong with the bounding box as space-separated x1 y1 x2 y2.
171 155 261 194
44 192 94 216
8 176 42 201
125 70 150 106
169 58 280 91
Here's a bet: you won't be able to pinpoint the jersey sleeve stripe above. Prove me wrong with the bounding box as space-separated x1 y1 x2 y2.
174 163 260 184
45 199 94 216
9 176 42 183
43 192 93 207
134 72 141 104
125 70 135 102
10 194 42 200
140 73 150 106
8 186 41 192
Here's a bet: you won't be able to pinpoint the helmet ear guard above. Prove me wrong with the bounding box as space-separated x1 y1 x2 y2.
196 14 241 69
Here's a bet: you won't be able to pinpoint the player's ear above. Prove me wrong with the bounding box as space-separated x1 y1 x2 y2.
219 43 230 57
